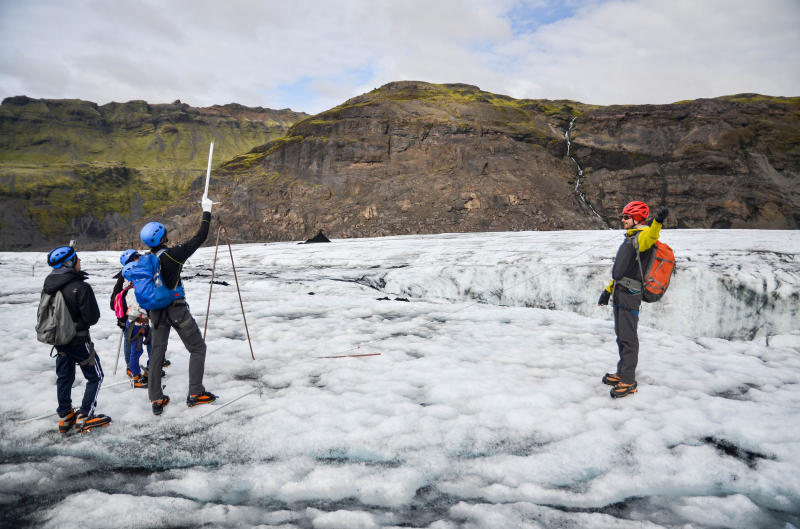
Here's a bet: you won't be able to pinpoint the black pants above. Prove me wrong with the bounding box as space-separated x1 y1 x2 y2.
55 341 104 417
148 303 207 402
613 288 641 384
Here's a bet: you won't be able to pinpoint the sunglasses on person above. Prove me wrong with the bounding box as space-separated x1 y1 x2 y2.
621 214 633 220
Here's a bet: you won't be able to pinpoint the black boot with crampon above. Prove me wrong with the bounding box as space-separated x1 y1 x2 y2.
152 395 170 416
162 359 171 368
610 381 638 398
59 410 77 434
186 391 218 407
602 373 621 386
76 413 112 433
142 366 166 378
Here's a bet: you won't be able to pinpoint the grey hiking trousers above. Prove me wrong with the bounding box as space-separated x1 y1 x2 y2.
148 303 206 402
613 288 641 384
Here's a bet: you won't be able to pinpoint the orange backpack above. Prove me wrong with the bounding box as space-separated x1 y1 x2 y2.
636 241 676 303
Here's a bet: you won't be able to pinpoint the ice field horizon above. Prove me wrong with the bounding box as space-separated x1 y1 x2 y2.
1 229 799 528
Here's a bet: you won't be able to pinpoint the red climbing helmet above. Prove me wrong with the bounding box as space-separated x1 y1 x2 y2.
622 201 649 222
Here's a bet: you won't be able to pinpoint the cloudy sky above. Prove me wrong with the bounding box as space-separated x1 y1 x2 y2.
1 0 798 114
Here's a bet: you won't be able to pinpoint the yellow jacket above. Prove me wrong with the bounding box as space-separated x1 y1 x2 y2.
605 220 662 292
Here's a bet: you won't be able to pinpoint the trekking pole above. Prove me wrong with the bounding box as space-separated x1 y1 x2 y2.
200 386 261 419
203 225 255 360
112 329 124 375
204 141 214 200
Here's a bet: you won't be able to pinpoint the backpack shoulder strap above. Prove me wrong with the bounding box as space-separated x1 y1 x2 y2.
154 248 181 290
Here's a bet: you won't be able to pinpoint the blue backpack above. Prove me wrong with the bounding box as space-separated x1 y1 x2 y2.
131 249 185 310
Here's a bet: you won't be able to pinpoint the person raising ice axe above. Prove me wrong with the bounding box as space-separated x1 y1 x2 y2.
132 142 219 416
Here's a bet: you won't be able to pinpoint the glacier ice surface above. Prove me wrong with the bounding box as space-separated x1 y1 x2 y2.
1 229 799 528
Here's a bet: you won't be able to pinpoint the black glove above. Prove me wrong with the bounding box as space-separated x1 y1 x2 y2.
598 290 611 306
117 318 126 330
655 207 669 223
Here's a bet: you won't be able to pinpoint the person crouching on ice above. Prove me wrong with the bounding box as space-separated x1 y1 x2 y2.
121 262 153 389
139 196 217 416
597 201 669 398
39 246 112 433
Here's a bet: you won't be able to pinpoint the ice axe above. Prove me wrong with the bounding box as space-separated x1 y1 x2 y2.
202 141 219 206
112 328 124 375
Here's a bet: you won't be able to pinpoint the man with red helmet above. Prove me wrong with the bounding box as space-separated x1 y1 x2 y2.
597 201 669 398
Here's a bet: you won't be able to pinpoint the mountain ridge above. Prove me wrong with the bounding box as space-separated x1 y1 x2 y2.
98 81 799 250
0 96 308 249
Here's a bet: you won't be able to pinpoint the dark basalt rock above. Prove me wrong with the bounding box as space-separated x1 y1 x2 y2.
304 230 331 243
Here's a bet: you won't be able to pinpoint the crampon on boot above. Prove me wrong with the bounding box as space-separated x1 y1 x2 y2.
602 373 621 386
142 366 166 378
186 391 218 407
152 395 170 416
76 414 112 433
58 410 77 434
610 381 638 398
132 374 148 388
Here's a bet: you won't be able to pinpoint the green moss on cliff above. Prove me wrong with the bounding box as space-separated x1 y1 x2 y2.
0 96 305 245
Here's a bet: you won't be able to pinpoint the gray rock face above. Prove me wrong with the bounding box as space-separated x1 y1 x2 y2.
572 98 800 229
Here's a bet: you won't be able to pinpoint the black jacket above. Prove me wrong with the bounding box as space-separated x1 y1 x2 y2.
110 271 124 311
42 268 100 345
150 211 211 293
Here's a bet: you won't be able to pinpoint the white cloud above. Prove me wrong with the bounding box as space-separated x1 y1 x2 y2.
0 0 797 114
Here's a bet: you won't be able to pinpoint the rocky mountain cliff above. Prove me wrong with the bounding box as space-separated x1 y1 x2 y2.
0 96 308 249
100 82 799 249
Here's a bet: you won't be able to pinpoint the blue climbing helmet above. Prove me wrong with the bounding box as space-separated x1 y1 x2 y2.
119 249 140 266
47 246 77 269
140 222 166 247
121 262 137 281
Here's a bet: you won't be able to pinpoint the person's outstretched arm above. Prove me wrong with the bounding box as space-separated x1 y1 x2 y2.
636 207 668 251
168 211 212 263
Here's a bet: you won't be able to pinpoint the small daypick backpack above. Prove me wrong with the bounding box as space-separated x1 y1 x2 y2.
35 290 77 345
634 239 676 303
114 286 133 318
131 249 185 310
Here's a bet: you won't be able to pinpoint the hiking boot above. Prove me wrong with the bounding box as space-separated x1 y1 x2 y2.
132 374 148 388
162 359 171 368
58 410 77 433
610 381 638 398
126 367 133 379
186 391 218 407
142 366 166 378
602 373 621 386
76 413 112 432
152 395 170 416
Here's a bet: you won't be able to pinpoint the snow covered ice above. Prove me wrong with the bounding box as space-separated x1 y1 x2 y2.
1 229 799 528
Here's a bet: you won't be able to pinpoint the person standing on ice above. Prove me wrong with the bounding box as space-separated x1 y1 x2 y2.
121 262 154 389
598 201 669 398
139 197 217 415
111 249 138 375
112 249 170 378
40 246 112 433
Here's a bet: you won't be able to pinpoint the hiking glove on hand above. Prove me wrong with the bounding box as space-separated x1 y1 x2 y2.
201 197 213 213
598 290 611 306
655 207 669 223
